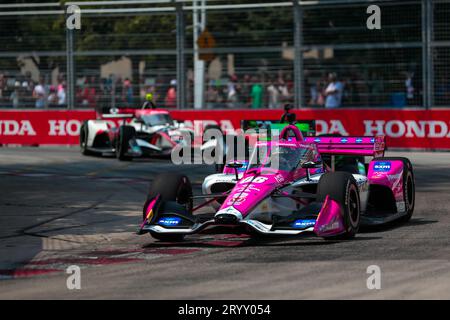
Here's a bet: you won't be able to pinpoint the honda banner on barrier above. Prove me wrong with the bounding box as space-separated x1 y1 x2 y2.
0 109 449 149
0 110 95 145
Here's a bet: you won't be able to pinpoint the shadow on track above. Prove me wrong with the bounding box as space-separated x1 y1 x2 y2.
359 218 438 234
142 233 382 249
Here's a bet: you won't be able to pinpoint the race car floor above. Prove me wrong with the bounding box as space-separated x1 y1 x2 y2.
0 147 449 299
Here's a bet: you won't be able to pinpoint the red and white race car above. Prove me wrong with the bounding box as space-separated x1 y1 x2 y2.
79 108 194 161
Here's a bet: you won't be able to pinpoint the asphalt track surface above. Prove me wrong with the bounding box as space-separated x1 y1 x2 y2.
0 147 449 299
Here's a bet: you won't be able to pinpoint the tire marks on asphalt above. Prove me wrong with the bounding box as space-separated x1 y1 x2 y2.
0 234 251 280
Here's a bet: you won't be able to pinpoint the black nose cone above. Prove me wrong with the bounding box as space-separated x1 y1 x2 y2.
215 214 239 225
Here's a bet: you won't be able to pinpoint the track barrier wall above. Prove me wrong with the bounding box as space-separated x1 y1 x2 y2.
0 109 449 150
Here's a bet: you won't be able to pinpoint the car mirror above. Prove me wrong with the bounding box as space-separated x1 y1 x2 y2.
226 162 243 180
301 161 322 169
226 162 244 169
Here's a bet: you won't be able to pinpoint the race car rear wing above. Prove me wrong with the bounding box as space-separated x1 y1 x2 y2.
102 114 134 119
304 136 386 158
241 120 316 138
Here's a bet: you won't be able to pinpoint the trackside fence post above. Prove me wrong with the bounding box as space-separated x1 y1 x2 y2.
293 0 304 109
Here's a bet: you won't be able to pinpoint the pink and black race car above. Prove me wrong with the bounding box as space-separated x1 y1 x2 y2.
138 125 415 241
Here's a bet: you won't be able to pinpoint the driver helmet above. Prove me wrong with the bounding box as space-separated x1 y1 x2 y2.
145 93 153 102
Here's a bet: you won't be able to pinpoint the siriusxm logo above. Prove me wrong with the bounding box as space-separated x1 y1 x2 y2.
292 219 316 229
373 162 391 172
237 161 249 172
158 216 182 227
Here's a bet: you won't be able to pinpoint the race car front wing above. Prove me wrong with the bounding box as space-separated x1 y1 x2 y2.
137 194 347 237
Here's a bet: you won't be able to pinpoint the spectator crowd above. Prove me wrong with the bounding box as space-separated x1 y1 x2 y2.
0 70 420 110
0 72 67 109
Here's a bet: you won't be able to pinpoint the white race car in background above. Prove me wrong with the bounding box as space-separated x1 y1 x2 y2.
80 108 194 161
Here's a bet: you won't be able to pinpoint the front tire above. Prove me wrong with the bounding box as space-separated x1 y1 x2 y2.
80 121 93 156
116 126 135 161
317 172 361 240
145 173 193 242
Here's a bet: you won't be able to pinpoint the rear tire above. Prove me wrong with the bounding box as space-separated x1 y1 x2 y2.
317 172 360 240
373 157 415 222
203 124 221 139
145 173 193 242
203 124 225 173
116 126 135 161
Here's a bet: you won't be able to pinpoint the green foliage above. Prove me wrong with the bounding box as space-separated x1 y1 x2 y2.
0 0 295 73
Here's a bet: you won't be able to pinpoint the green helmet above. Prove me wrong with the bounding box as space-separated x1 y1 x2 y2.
145 93 153 102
